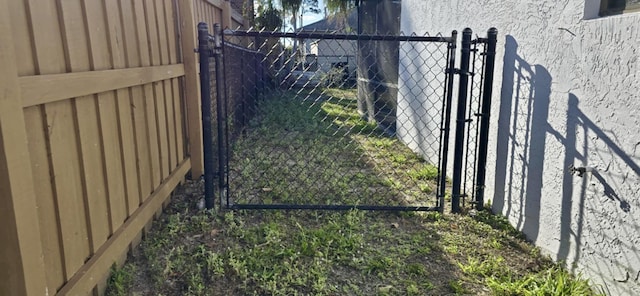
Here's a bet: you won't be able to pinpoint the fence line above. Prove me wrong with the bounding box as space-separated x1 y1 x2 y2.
0 0 248 295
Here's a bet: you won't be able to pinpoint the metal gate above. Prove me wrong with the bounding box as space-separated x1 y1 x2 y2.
197 23 497 213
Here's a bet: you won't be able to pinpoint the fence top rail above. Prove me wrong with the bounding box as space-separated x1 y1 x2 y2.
221 29 455 43
222 41 266 55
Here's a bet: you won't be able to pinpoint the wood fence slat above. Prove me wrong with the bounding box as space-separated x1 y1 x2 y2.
195 0 202 22
106 0 141 216
144 0 169 182
57 159 191 295
156 0 177 172
210 4 216 24
83 0 128 232
8 0 35 76
167 0 185 161
13 0 66 291
163 0 180 169
179 0 204 176
152 16 170 181
120 0 151 204
58 0 111 255
133 0 161 189
0 0 48 293
27 0 91 281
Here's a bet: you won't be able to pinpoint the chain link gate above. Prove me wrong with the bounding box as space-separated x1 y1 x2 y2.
197 23 497 213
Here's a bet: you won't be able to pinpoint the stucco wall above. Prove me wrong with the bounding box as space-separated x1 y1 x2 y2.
400 1 640 295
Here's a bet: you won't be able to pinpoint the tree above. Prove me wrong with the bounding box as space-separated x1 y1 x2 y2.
325 0 357 14
255 0 283 31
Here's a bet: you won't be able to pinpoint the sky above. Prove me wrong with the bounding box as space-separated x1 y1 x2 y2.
266 0 327 31
300 1 326 28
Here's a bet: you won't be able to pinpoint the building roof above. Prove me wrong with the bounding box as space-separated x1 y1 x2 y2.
299 10 358 33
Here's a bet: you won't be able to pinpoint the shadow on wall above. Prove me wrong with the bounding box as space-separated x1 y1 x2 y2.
492 35 639 294
492 35 549 243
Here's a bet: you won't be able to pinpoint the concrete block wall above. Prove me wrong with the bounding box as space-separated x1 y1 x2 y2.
400 1 640 295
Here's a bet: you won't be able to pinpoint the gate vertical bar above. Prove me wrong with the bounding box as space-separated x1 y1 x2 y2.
198 22 215 209
213 23 229 208
438 30 458 213
474 28 498 210
451 28 473 213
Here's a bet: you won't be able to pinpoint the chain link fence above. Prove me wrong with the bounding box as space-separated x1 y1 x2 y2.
198 24 497 212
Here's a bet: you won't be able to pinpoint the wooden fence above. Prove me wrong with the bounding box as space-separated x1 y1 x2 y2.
0 0 248 295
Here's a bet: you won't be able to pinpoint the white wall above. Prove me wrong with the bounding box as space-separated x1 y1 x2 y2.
313 39 357 77
400 1 640 295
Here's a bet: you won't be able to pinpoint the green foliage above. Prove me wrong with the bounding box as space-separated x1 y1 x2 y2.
255 2 283 31
407 165 439 181
325 0 357 14
105 263 135 296
487 265 602 296
111 88 602 296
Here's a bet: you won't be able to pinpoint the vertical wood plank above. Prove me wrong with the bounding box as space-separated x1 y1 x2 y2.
179 0 204 177
27 0 91 281
0 0 48 294
222 1 231 28
194 0 201 22
213 4 219 24
9 0 66 292
7 0 35 76
120 0 151 206
58 0 111 255
156 0 178 172
133 0 161 191
83 0 128 231
144 0 170 181
105 0 141 216
167 0 185 161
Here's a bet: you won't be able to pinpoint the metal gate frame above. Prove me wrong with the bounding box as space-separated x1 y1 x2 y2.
197 23 497 213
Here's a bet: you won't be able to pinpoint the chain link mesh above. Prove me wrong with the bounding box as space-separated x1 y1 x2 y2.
210 30 457 210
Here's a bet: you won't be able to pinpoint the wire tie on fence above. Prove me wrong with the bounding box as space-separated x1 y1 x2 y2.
465 118 474 123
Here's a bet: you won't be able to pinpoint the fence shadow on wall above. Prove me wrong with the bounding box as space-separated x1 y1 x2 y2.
492 35 548 243
492 35 639 295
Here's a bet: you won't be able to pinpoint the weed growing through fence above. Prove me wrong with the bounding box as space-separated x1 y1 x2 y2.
109 88 602 295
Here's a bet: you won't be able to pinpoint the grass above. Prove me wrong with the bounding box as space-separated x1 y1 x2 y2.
108 88 602 295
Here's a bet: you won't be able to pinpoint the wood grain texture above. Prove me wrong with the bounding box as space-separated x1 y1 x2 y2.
28 0 91 282
19 64 185 107
179 0 204 177
134 0 162 189
144 0 170 182
57 159 190 295
106 0 141 217
83 0 128 236
58 0 111 255
0 0 48 294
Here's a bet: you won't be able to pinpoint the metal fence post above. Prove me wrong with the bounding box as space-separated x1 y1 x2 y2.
438 30 458 213
474 28 498 210
213 23 228 208
451 28 473 213
198 22 215 209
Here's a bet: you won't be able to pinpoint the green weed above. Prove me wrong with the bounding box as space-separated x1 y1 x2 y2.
108 88 602 296
105 263 135 296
